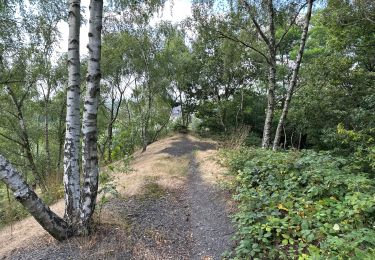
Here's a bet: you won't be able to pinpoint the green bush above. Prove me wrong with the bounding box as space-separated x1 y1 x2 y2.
110 128 138 161
171 118 188 133
224 148 375 259
336 124 375 174
0 186 29 229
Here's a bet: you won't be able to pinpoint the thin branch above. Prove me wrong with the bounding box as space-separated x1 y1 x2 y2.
276 1 309 48
0 80 26 85
19 83 34 107
217 30 270 63
1 108 19 119
241 0 271 47
0 148 27 159
0 132 24 147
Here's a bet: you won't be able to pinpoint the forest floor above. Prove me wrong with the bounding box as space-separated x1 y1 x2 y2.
0 134 236 260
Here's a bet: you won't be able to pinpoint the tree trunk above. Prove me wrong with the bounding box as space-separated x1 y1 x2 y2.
235 89 244 129
80 0 103 232
106 83 124 163
6 86 46 190
262 53 276 148
0 155 70 241
152 115 170 143
57 98 66 173
215 87 227 133
142 125 148 152
64 0 81 227
179 91 185 126
44 81 52 177
272 0 313 151
261 0 277 149
107 96 115 163
142 82 152 152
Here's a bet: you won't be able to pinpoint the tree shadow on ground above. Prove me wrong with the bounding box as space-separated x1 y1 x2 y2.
158 135 215 157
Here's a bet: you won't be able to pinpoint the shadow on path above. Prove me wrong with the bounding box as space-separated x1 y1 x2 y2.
158 135 215 157
160 135 235 259
186 154 235 260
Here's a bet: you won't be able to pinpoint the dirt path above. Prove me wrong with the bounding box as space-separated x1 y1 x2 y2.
1 134 235 260
187 155 234 259
157 135 235 259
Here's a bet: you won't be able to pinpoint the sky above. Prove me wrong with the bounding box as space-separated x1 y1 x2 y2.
56 0 192 57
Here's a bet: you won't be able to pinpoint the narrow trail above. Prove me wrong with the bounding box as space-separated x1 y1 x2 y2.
186 155 234 259
158 135 235 259
1 134 235 260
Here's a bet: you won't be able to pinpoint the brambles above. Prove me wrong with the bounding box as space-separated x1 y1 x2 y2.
224 148 375 259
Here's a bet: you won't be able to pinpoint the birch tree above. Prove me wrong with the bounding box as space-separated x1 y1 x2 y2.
272 0 313 150
80 0 104 231
0 0 104 238
0 155 70 241
63 0 81 227
195 0 315 148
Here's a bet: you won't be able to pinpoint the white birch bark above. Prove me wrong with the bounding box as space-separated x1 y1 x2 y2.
64 0 81 227
261 0 277 149
272 0 313 151
262 55 276 148
242 0 277 149
0 155 70 241
80 0 103 231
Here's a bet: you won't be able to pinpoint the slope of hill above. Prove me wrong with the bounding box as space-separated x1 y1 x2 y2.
0 134 235 260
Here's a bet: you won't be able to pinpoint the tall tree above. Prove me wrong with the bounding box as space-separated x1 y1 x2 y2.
0 0 104 239
272 0 313 150
193 0 315 147
64 0 81 227
80 0 104 231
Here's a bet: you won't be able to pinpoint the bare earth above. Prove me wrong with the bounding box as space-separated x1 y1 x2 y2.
0 134 235 260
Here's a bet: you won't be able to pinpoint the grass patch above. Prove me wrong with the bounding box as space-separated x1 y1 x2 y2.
153 156 189 177
139 182 166 200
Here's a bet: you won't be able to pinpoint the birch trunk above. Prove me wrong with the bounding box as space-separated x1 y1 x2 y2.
80 0 103 232
272 0 313 151
0 155 70 241
262 57 276 148
64 0 81 227
261 0 277 149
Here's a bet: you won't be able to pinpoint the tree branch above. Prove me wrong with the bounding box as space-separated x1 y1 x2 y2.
0 132 24 147
276 1 309 49
241 0 271 47
217 30 270 63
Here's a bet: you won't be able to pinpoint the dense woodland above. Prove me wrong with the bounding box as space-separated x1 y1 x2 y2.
0 0 374 258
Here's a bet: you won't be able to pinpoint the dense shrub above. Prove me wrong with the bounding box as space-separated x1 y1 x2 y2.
223 148 375 259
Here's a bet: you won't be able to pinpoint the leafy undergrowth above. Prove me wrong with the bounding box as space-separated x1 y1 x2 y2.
222 148 375 259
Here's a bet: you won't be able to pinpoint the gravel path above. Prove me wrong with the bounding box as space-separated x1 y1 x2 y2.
160 135 235 259
186 155 234 259
2 135 234 260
